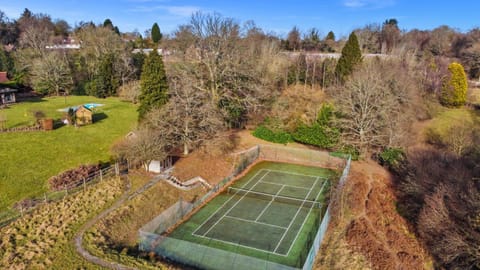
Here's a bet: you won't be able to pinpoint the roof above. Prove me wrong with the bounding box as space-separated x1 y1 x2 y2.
0 87 17 94
76 105 92 112
0 72 8 83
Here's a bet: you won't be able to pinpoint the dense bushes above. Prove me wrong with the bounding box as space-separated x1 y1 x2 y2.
48 164 101 191
393 149 480 269
378 147 405 169
292 124 339 148
252 125 293 144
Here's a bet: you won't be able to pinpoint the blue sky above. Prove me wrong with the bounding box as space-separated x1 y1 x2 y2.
1 0 480 38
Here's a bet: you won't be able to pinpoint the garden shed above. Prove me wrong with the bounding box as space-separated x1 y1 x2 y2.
0 88 17 105
75 106 93 125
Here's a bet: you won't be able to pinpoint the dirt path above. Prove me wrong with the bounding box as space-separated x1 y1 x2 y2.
74 173 168 270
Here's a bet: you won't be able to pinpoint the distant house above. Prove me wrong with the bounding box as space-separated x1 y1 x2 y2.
0 72 8 83
0 88 17 105
75 106 93 125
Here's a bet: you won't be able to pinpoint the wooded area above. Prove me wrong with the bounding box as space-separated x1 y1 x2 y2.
1 7 480 269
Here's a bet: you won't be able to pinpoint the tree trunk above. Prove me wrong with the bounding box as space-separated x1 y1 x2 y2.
183 142 189 155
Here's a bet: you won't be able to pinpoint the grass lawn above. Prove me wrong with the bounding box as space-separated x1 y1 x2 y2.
0 96 137 212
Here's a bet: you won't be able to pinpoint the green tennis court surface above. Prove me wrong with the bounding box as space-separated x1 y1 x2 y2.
166 161 334 267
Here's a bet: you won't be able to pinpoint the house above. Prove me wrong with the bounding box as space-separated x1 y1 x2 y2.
75 106 93 125
0 72 8 83
0 88 17 105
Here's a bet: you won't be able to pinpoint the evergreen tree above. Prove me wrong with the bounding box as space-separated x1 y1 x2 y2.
441 62 468 107
335 32 362 82
86 54 118 98
151 23 162 43
326 31 335 41
138 50 168 120
103 19 113 29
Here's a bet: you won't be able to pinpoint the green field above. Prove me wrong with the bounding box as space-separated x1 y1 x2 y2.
163 161 335 269
0 96 137 212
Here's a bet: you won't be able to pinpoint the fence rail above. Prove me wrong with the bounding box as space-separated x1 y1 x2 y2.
0 164 117 228
139 145 352 270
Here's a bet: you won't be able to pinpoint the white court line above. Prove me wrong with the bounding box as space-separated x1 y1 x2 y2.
192 169 266 236
259 179 311 190
192 231 289 257
264 168 329 179
273 177 319 253
224 215 288 230
200 171 271 237
285 178 328 256
255 185 285 222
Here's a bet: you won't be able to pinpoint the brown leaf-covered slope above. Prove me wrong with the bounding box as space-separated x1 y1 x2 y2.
316 161 433 270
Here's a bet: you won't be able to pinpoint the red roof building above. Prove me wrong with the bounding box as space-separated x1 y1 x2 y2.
0 72 8 83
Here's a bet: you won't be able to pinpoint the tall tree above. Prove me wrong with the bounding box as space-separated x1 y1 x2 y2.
138 50 168 120
335 32 362 82
334 60 416 155
30 51 73 95
441 62 468 107
286 26 301 51
381 18 400 53
151 22 162 43
103 18 113 29
144 66 224 155
86 53 119 97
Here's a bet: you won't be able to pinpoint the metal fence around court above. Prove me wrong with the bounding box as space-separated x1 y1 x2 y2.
139 145 351 270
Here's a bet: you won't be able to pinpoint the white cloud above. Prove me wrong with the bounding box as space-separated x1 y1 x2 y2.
343 0 395 9
128 5 200 17
164 6 200 17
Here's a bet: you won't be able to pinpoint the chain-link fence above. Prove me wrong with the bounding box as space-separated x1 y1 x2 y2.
139 145 352 270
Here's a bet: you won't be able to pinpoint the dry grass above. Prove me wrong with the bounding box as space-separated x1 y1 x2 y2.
0 177 124 269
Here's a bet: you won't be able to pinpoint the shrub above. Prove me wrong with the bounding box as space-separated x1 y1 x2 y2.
379 147 405 169
252 125 293 144
440 62 468 107
48 164 101 191
292 124 339 148
330 145 360 160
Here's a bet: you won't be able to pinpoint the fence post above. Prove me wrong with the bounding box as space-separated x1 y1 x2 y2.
44 193 47 203
100 169 103 182
83 177 86 191
64 184 68 195
115 162 120 176
20 205 23 217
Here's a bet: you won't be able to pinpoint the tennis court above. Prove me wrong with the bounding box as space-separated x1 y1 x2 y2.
167 161 333 267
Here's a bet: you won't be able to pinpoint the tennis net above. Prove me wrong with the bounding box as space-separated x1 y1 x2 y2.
227 187 321 208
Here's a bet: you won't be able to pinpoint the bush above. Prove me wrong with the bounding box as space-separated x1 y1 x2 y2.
48 164 101 191
330 145 360 160
378 147 405 169
292 124 339 148
252 125 293 144
440 62 467 107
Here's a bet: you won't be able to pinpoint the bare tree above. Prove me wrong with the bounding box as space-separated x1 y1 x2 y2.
30 51 73 95
111 129 169 171
144 65 224 155
173 12 280 126
118 80 141 103
333 60 415 155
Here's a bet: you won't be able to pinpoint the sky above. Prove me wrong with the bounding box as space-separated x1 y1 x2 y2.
1 0 480 38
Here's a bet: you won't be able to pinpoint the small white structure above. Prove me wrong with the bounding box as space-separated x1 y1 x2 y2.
146 156 173 173
148 160 162 173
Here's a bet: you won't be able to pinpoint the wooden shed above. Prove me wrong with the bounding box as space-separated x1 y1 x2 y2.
75 106 93 125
